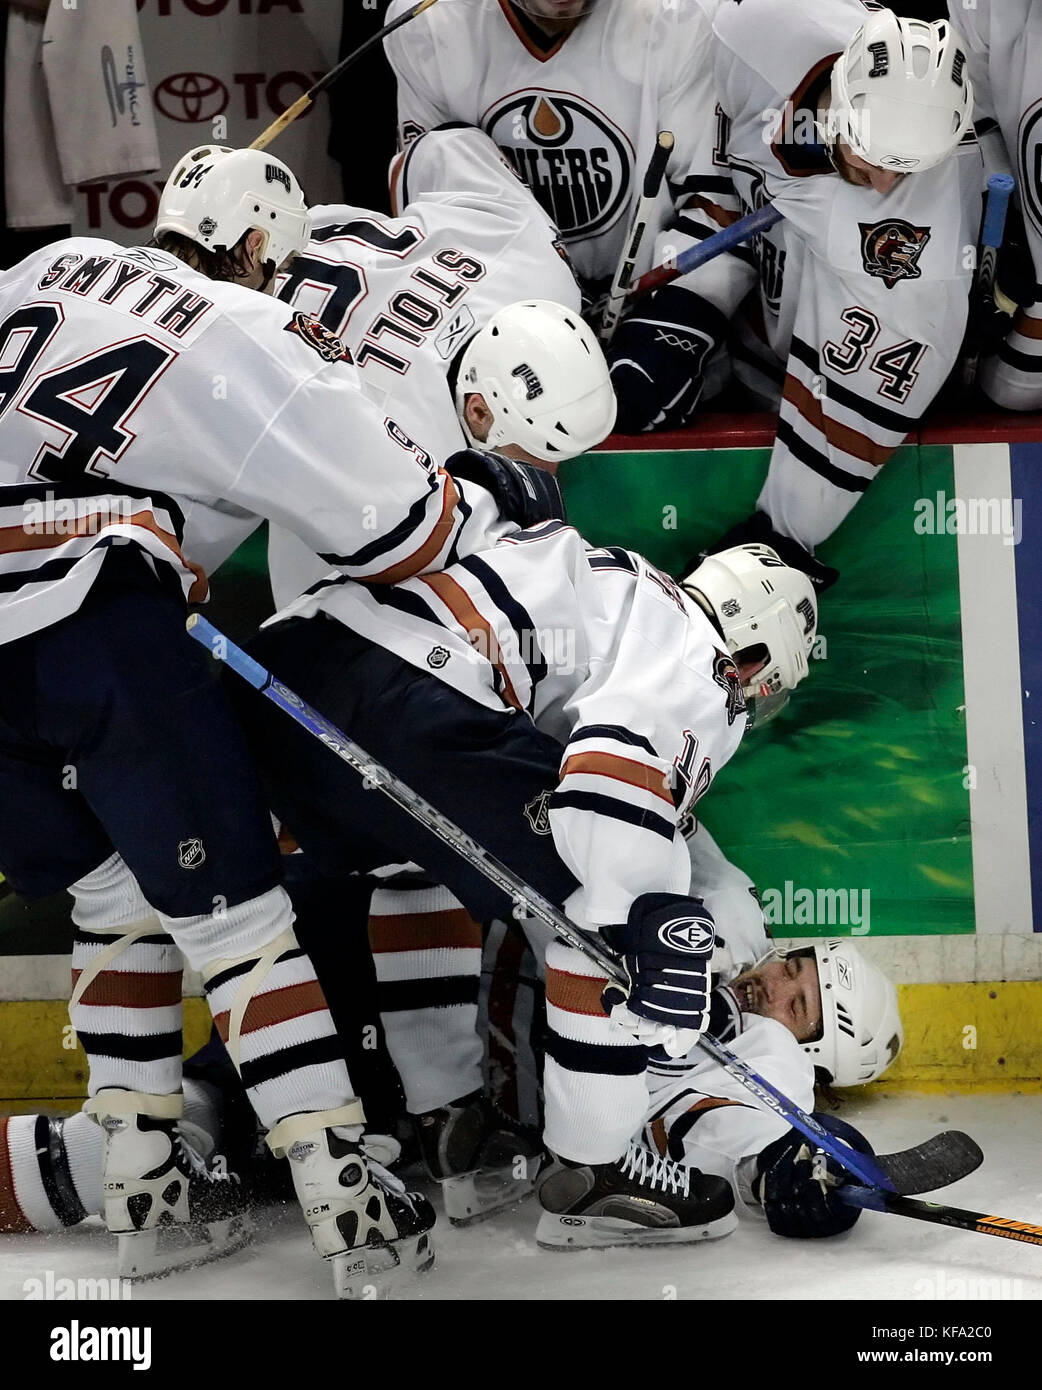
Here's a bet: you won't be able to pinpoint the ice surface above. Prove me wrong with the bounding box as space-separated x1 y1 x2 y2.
2 1093 1040 1302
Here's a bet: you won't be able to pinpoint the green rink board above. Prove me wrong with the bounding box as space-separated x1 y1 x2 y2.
560 444 972 936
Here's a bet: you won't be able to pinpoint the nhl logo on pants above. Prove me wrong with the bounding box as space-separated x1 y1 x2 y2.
177 838 206 869
523 790 553 835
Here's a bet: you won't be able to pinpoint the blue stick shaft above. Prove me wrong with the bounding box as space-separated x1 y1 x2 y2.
188 613 895 1192
982 172 1015 249
630 203 783 297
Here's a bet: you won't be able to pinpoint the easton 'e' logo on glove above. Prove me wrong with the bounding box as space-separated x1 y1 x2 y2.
600 892 715 1058
657 913 715 955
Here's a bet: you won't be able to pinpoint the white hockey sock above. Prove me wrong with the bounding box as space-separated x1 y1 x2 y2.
0 1112 103 1232
542 940 650 1166
368 881 484 1114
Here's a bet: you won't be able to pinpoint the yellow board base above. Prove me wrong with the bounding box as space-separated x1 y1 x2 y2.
0 981 1039 1102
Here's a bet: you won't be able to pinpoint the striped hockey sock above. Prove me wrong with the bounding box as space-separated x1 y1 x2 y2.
542 940 649 1166
368 880 485 1114
0 1113 101 1232
203 938 352 1131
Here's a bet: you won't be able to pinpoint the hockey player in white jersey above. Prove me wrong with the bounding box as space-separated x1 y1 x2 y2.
639 862 903 1240
955 0 1042 410
219 527 818 1249
693 3 980 590
0 883 902 1247
269 124 615 605
0 142 567 1294
383 0 755 433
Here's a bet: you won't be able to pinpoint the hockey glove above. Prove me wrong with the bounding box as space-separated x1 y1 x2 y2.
445 448 566 527
600 892 715 1058
754 1112 874 1239
607 287 720 433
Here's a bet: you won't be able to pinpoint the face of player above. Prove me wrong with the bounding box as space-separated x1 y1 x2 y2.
729 952 822 1042
512 0 592 30
832 140 906 196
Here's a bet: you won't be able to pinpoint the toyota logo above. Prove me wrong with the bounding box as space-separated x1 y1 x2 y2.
155 72 229 123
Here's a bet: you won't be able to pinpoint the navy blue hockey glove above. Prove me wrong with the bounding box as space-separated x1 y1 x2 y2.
755 1113 874 1239
445 448 566 527
600 892 715 1057
607 287 722 433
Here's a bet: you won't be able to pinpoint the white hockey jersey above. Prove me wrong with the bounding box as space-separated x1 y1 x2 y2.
384 0 752 316
708 0 982 547
643 820 812 1205
274 521 750 930
269 125 581 606
0 239 498 647
956 0 1042 410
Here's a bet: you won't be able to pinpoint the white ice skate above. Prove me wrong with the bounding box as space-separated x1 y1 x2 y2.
96 1099 252 1280
285 1126 435 1299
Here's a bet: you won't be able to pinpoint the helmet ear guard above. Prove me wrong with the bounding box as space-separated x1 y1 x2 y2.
800 940 903 1087
682 544 818 728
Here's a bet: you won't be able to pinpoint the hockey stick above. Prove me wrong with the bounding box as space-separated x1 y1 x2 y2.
186 614 977 1196
962 172 1016 386
599 131 675 345
249 0 439 152
838 1186 1042 1249
627 202 783 300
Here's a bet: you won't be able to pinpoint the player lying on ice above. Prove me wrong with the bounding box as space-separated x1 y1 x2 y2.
0 892 903 1250
0 141 610 1295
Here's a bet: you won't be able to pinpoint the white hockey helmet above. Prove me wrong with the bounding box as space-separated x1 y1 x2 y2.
799 940 903 1087
682 544 818 728
455 299 617 463
156 145 311 271
824 13 973 174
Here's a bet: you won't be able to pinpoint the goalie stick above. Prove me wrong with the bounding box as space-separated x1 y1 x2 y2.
838 1186 1042 1249
249 0 439 152
599 130 675 345
186 614 979 1197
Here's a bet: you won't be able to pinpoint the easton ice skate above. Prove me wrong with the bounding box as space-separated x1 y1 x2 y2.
96 1101 252 1280
415 1089 545 1225
285 1125 435 1298
536 1141 737 1250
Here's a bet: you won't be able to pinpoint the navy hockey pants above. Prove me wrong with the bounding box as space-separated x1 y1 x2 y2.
0 548 282 916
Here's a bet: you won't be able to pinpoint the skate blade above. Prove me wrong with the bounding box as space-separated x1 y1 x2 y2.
443 1158 542 1226
118 1213 254 1280
535 1208 738 1251
331 1230 435 1300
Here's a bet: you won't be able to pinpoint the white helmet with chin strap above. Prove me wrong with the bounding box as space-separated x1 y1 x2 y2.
682 544 818 728
798 940 903 1087
156 145 311 272
455 299 617 463
823 13 973 174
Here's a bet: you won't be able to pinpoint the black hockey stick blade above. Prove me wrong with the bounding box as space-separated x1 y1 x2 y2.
838 1187 1042 1247
873 1130 983 1196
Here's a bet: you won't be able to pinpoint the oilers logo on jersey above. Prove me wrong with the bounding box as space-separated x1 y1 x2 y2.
712 652 747 727
1018 97 1042 238
857 219 932 290
483 91 633 242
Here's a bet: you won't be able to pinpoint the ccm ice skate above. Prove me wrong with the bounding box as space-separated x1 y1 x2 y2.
97 1103 252 1280
286 1125 435 1298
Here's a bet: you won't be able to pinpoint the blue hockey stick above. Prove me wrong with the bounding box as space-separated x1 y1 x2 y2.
188 614 978 1195
963 172 1016 385
628 202 783 298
